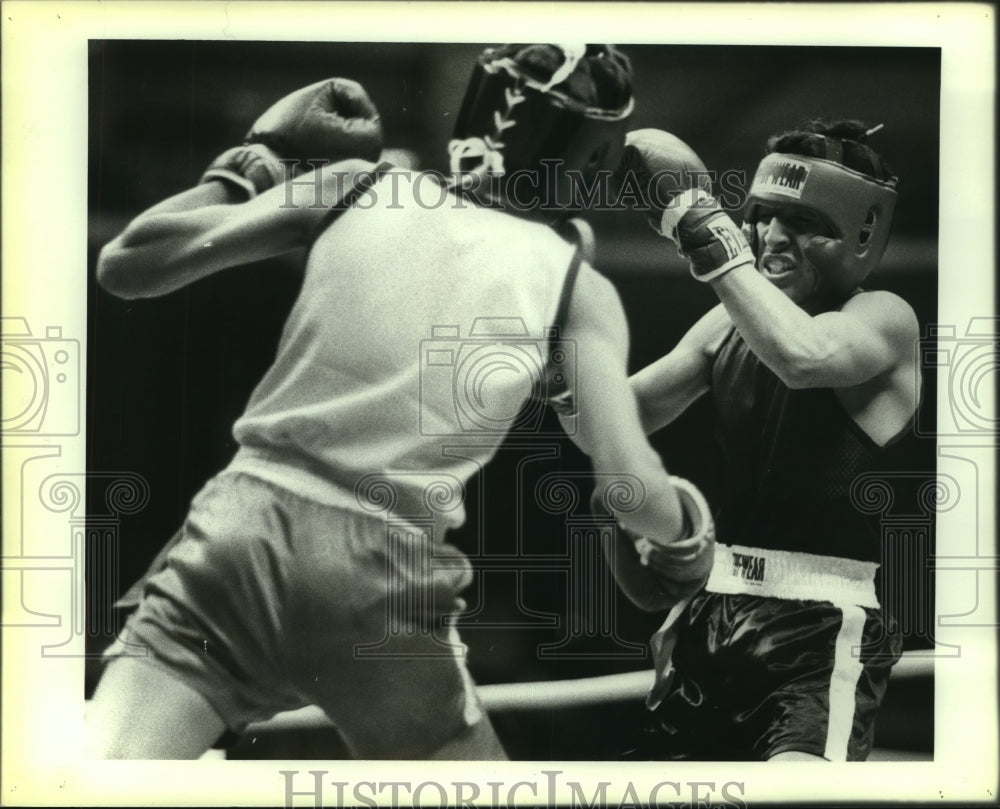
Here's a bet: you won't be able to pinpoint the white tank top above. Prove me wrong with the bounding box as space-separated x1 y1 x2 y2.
229 168 577 533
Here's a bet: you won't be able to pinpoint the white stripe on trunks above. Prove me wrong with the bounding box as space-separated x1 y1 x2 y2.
824 604 867 761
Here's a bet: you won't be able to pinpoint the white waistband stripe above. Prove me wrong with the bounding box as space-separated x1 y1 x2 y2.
705 543 880 608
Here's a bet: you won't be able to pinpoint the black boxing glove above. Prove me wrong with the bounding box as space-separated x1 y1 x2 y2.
613 128 713 234
201 78 383 199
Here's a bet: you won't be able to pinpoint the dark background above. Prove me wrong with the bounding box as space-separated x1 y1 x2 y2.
86 41 940 758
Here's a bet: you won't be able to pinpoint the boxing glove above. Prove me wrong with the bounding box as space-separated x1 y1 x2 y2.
201 77 383 198
668 189 756 282
590 476 715 597
613 128 713 233
632 475 715 591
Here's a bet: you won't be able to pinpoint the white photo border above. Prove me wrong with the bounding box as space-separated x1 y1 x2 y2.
2 1 996 805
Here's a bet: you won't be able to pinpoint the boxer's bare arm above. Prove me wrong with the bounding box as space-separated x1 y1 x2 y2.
630 303 732 434
96 160 372 299
710 265 919 389
709 267 921 444
562 265 686 546
96 186 306 299
132 179 246 217
601 522 676 611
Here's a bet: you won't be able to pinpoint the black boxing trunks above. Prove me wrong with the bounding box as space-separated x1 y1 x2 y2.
639 544 902 761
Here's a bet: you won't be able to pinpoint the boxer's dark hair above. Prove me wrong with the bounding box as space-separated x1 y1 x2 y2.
767 118 894 182
491 44 633 111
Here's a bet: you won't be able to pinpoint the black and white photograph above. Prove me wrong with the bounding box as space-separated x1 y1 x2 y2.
2 2 996 806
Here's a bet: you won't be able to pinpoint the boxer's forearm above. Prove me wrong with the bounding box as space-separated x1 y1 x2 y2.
631 368 708 435
629 304 728 435
709 262 830 383
96 204 237 298
96 180 246 297
97 182 310 299
601 531 676 612
710 265 912 389
140 180 247 216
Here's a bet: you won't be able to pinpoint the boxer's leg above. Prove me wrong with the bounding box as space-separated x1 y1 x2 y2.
86 657 225 759
427 712 507 760
768 751 826 761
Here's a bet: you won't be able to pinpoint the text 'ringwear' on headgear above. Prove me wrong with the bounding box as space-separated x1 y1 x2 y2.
743 129 899 297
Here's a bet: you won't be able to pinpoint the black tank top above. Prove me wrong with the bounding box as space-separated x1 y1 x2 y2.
710 327 902 563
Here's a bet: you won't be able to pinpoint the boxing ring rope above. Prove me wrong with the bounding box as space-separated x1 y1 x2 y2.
244 651 933 736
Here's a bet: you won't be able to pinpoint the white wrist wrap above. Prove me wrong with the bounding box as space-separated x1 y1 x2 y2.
689 248 753 283
199 143 288 200
669 475 715 543
635 475 715 567
658 187 716 242
666 191 756 283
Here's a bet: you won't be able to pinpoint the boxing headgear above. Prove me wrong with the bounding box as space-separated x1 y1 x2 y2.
449 44 634 210
743 136 898 300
